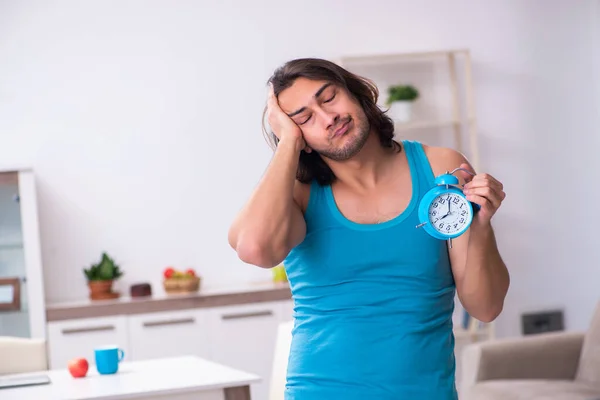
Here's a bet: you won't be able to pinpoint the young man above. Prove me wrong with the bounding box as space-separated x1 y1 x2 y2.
228 58 509 399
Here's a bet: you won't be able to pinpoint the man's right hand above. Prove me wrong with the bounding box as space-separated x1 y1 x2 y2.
266 84 307 153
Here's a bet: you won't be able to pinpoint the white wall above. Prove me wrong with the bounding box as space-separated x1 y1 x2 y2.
0 0 598 338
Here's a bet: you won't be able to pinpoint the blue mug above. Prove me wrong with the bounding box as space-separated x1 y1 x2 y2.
94 345 125 374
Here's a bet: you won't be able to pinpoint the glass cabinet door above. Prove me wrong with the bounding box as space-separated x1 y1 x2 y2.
0 172 29 337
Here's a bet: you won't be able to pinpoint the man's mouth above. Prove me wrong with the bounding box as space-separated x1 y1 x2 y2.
332 118 351 138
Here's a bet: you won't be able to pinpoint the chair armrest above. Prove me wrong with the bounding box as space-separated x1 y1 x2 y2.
460 331 585 390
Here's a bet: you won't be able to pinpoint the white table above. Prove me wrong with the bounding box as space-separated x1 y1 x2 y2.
0 355 260 400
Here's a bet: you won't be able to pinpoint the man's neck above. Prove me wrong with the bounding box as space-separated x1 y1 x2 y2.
325 132 399 193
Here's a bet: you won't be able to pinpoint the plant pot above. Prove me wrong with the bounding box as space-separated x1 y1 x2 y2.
88 280 120 300
388 101 413 123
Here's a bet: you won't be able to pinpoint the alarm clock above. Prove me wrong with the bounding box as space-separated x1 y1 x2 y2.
416 168 480 247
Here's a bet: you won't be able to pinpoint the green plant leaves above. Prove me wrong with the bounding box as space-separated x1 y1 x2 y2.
83 252 124 281
386 85 419 104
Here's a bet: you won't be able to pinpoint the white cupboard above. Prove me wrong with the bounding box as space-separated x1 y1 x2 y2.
46 299 294 400
46 315 129 369
127 309 212 361
207 301 284 400
0 169 46 340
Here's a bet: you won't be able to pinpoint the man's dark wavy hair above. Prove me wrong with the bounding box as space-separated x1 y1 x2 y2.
262 58 400 186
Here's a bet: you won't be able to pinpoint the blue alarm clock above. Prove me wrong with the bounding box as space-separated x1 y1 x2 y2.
416 167 480 247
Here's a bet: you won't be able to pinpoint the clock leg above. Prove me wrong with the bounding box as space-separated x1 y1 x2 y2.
447 238 453 249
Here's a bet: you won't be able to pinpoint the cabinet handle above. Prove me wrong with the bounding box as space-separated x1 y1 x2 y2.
221 310 273 320
143 317 195 328
62 325 115 335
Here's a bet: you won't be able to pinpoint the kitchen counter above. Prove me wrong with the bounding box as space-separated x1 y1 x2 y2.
46 281 292 322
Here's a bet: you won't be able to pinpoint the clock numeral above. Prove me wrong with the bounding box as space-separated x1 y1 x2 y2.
460 204 464 208
432 210 437 216
439 223 444 229
439 198 445 204
461 210 466 216
460 218 464 223
446 225 450 231
454 224 458 228
453 198 459 204
433 203 438 208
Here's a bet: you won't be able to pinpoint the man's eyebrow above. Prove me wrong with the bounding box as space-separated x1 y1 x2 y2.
287 83 333 117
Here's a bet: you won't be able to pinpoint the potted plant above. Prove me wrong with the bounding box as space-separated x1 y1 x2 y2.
83 252 124 300
386 84 419 123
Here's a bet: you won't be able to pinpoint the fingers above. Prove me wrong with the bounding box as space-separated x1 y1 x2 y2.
464 173 504 195
457 163 475 184
464 193 496 215
267 83 277 109
463 186 503 210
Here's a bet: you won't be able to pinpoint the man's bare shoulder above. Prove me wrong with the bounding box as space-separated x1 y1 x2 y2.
422 144 473 183
292 180 311 213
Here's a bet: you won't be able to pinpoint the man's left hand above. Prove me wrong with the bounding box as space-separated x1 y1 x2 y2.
458 163 506 224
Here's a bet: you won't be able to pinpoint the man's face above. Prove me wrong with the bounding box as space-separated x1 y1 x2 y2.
277 77 370 161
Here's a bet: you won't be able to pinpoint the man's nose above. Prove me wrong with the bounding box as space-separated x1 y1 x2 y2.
324 112 340 131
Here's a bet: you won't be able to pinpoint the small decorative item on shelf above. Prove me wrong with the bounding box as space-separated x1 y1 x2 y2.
83 252 124 301
130 283 152 298
385 84 419 123
162 267 201 294
272 264 288 283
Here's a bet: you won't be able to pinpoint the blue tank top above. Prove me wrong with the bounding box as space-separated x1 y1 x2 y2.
283 140 458 399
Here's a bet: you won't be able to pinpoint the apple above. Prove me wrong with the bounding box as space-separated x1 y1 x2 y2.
163 267 175 279
68 357 89 378
185 268 196 277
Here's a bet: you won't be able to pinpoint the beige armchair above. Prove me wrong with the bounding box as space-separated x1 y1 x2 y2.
461 302 600 399
0 336 48 375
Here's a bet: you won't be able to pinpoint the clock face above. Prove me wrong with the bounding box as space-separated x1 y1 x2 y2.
428 192 472 235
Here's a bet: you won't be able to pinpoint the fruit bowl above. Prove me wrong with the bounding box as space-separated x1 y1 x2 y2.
162 267 201 294
163 276 201 294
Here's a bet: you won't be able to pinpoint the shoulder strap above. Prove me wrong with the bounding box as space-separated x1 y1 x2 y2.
404 140 436 186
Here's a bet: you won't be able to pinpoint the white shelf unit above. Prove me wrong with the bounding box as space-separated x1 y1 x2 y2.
0 169 46 339
337 49 492 343
337 48 481 171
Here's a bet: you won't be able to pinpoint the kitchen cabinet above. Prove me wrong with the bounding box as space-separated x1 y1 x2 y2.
127 309 211 361
0 169 46 340
46 316 129 369
45 297 294 399
207 301 284 400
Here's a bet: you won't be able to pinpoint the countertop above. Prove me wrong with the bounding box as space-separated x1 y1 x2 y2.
46 281 292 322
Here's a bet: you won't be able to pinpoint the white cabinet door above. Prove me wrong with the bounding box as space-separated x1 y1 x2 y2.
208 301 283 400
127 309 211 361
46 316 129 369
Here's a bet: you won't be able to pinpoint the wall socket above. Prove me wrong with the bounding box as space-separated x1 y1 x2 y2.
521 310 564 335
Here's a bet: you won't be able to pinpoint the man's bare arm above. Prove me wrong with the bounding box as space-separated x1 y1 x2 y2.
228 140 307 268
228 85 308 268
425 145 509 322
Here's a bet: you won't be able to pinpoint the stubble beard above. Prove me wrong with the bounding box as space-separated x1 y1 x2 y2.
317 115 371 162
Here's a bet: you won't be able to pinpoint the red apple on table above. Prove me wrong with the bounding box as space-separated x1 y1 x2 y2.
68 357 89 378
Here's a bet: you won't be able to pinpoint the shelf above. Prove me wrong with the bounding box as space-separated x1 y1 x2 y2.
394 119 457 132
454 327 491 341
393 118 475 132
0 243 23 250
338 49 469 66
